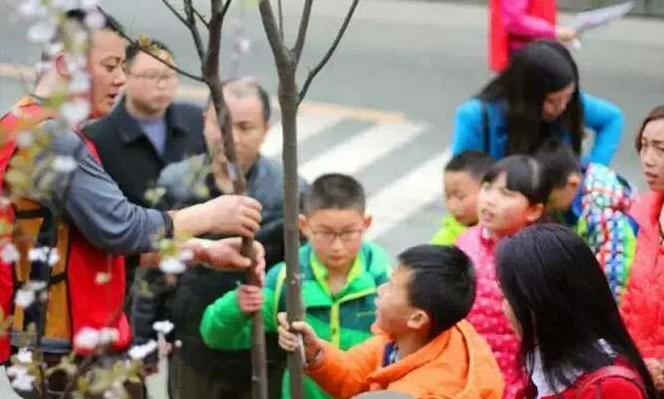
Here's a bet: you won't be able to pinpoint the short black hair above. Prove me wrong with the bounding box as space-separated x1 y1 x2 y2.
304 173 365 215
483 155 552 205
445 150 494 180
398 245 476 338
534 140 581 189
126 39 173 67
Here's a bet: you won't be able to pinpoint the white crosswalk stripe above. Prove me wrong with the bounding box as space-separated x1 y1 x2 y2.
298 121 427 182
262 113 345 158
366 149 450 240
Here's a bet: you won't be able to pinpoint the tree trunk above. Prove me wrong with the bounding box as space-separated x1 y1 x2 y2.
278 66 305 399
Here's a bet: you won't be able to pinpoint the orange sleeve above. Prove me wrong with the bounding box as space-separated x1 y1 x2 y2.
306 336 385 399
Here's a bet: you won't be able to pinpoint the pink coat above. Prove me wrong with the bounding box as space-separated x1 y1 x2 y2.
457 226 526 399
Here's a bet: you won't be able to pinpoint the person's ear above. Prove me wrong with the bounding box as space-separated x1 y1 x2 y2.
363 214 373 231
298 214 310 238
54 54 70 78
526 203 545 223
406 309 430 331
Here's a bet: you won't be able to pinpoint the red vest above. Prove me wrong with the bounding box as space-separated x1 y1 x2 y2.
489 0 557 72
0 97 130 356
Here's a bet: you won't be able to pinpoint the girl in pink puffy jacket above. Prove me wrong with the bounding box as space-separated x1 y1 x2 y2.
456 155 552 399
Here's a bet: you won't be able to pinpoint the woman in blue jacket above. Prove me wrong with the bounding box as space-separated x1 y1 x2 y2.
452 39 624 166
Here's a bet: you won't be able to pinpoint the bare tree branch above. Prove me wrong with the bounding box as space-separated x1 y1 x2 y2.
97 7 205 82
184 0 207 62
298 0 359 104
192 6 210 29
221 0 233 21
277 0 284 40
204 0 224 81
159 0 188 26
291 0 313 63
258 0 290 67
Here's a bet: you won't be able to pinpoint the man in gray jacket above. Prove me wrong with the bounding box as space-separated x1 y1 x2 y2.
132 79 308 399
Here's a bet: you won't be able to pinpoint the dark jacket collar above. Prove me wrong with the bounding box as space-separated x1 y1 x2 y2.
113 98 190 144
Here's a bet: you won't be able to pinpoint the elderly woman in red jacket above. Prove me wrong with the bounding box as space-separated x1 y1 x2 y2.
622 105 664 393
489 0 578 71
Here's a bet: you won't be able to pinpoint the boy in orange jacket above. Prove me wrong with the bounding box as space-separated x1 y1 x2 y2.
277 245 504 399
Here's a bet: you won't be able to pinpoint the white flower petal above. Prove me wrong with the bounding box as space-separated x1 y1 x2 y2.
152 320 174 335
74 327 100 350
128 340 158 360
11 372 35 392
237 38 252 54
6 365 27 378
60 100 90 127
178 249 194 263
95 272 112 285
99 328 119 345
85 11 106 29
28 21 57 43
159 257 185 274
14 289 35 309
16 348 33 364
1 243 20 264
53 156 78 173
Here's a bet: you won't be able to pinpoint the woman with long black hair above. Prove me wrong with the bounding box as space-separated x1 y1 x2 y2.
495 224 657 399
452 39 624 166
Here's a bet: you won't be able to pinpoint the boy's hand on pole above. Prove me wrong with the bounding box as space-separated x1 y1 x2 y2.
237 284 264 314
277 312 321 364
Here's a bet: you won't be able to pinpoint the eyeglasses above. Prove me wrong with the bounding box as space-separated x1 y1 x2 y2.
310 229 364 244
127 71 177 84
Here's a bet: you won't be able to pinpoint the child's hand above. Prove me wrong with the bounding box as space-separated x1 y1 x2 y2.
277 312 322 364
237 284 263 314
645 358 664 392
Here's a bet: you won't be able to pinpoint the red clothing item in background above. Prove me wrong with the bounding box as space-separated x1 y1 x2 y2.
489 0 557 72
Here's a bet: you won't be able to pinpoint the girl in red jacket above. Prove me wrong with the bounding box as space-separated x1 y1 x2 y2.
496 224 656 399
457 155 551 399
622 105 664 394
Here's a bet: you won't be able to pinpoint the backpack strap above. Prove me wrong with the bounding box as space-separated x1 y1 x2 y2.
575 365 646 399
481 101 490 154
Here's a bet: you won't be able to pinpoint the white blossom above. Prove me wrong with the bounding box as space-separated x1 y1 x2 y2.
52 0 77 11
99 328 120 345
46 43 64 58
237 38 252 54
174 340 182 348
28 247 59 265
28 20 57 43
1 243 20 264
178 249 194 263
60 100 90 127
74 327 100 350
69 71 91 93
64 53 87 73
14 289 35 309
80 0 101 9
24 281 47 292
85 11 106 29
53 156 78 174
159 257 185 274
19 0 43 17
152 320 174 335
95 272 112 285
7 365 34 392
16 348 33 364
48 250 60 266
128 340 158 360
16 131 33 149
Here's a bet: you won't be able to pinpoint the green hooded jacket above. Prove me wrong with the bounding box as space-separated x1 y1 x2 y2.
200 241 391 399
430 214 467 246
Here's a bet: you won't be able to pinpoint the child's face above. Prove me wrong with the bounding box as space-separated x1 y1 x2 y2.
477 172 543 237
375 266 423 337
300 209 371 271
444 171 481 226
548 172 581 212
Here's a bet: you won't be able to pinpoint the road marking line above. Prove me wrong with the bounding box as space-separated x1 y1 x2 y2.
262 113 345 158
299 121 428 182
365 148 451 240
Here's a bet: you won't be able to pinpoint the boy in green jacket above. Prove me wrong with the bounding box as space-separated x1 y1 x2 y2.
200 173 391 399
431 150 493 245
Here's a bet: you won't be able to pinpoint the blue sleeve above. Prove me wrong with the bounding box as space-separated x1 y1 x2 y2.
581 92 624 166
451 99 485 155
